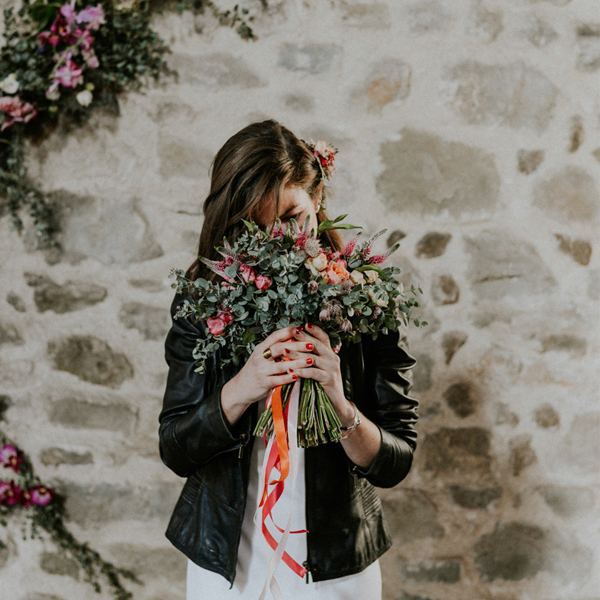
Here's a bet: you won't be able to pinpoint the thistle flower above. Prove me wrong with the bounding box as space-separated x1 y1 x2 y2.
308 280 319 294
304 238 322 258
340 279 354 294
339 319 352 332
319 308 331 321
329 300 343 316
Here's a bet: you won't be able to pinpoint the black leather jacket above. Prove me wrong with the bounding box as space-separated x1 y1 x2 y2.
158 291 419 586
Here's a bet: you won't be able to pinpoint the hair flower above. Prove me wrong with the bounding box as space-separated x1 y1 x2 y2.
301 138 338 181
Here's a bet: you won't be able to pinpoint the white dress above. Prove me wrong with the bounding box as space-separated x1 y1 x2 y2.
186 403 382 600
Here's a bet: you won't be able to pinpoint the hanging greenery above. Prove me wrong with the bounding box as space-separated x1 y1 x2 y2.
0 0 262 248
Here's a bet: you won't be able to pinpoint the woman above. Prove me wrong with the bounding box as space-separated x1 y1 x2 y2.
158 119 419 599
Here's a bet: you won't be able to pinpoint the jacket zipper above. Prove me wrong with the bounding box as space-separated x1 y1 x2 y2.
302 561 310 584
238 432 249 459
304 446 311 584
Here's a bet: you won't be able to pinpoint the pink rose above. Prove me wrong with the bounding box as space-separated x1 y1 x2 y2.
307 252 328 271
206 317 226 336
217 311 233 326
324 260 350 285
239 263 256 284
255 274 272 291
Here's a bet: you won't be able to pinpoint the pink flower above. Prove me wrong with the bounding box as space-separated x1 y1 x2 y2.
206 317 226 336
0 444 22 473
255 274 272 291
82 48 99 68
0 97 38 131
323 260 350 285
76 4 106 30
342 236 361 257
20 489 32 508
0 481 22 506
239 263 256 284
54 55 83 88
217 310 233 326
307 252 328 272
76 27 95 52
60 0 77 25
30 484 54 506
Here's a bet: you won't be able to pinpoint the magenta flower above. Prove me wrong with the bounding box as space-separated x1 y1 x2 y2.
82 48 99 69
0 444 23 473
239 263 256 284
30 484 54 506
0 96 38 131
60 0 77 25
20 489 32 508
76 4 106 30
0 481 23 506
54 55 83 88
206 317 226 337
341 235 361 257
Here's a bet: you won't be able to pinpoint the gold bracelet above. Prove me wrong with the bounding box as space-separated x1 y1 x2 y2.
340 402 361 440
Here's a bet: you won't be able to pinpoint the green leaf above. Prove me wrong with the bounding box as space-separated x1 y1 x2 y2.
354 264 387 278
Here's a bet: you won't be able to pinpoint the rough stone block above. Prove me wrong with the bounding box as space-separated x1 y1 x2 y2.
341 2 390 28
277 44 341 74
465 0 503 43
448 485 501 509
49 397 136 434
157 132 213 181
537 486 594 518
509 434 537 477
0 395 12 421
376 129 500 219
533 403 560 428
398 558 462 583
415 232 451 259
559 412 600 473
517 149 544 174
6 292 26 312
39 446 94 467
40 551 80 580
464 230 556 300
128 279 166 292
443 381 478 418
39 190 163 266
441 60 558 132
24 272 107 314
404 0 450 33
0 322 23 345
521 14 558 48
533 166 599 223
355 58 411 110
48 335 134 388
554 234 592 265
441 331 467 365
423 427 491 477
107 543 187 581
412 353 433 392
381 488 444 543
540 333 587 357
431 274 460 305
119 302 171 341
576 23 600 71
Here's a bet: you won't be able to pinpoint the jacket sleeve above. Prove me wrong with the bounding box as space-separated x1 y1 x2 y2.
349 326 418 488
158 292 246 478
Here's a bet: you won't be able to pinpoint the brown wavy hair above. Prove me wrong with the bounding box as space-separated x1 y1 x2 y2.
185 119 344 286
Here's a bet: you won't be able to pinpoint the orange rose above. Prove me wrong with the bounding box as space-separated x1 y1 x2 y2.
324 260 349 285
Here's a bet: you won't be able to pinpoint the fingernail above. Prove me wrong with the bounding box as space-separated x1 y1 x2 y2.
306 358 313 365
295 326 303 334
306 343 314 350
288 368 294 373
291 374 298 380
284 348 291 354
306 323 313 329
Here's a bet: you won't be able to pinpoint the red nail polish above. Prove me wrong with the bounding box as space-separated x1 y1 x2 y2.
306 358 313 365
306 343 313 350
306 323 313 329
288 368 294 373
296 326 303 334
284 348 291 354
291 374 298 380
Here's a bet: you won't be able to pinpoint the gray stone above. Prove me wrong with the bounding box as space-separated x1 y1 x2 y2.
443 381 478 417
22 594 64 600
387 230 407 247
40 447 94 467
399 558 462 583
495 402 519 427
6 292 26 312
537 486 594 518
588 269 600 300
412 352 433 392
48 335 134 388
448 485 501 509
0 542 8 569
415 232 451 259
431 274 460 305
49 397 136 434
24 272 107 314
381 488 444 543
277 44 341 74
442 331 467 364
559 412 600 473
397 593 436 600
423 427 491 477
441 60 558 133
474 521 546 581
39 190 163 266
555 234 592 266
404 0 449 33
158 132 214 181
593 147 600 162
420 402 442 419
283 94 314 113
57 480 182 526
576 23 600 72
377 129 500 219
341 2 390 28
533 166 599 223
465 0 503 43
40 551 80 580
509 434 537 476
518 149 544 174
568 114 585 152
534 403 560 428
0 395 12 421
0 322 23 345
540 334 587 357
356 58 411 110
521 14 558 48
151 99 196 125
119 302 170 341
168 52 265 87
0 358 34 387
464 230 556 300
107 544 186 580
128 278 165 292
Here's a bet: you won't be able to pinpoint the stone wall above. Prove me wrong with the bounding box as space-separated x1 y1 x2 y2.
0 1 598 599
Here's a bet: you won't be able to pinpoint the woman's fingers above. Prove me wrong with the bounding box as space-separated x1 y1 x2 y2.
303 322 331 347
257 325 301 354
269 340 316 360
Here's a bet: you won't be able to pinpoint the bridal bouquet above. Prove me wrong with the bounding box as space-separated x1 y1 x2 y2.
169 214 426 448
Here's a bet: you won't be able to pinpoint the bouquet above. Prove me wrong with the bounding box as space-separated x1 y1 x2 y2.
169 214 426 448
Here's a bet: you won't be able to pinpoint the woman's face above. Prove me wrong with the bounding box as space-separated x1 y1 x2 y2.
256 185 321 235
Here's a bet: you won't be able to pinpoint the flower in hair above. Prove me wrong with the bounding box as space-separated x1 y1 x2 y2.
302 139 338 181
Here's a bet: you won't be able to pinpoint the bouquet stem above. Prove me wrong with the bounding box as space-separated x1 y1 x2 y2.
253 379 342 447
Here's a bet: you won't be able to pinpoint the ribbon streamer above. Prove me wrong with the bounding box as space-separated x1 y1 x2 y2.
254 378 307 600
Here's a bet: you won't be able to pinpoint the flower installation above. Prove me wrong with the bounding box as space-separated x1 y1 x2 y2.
0 431 140 599
0 0 263 247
